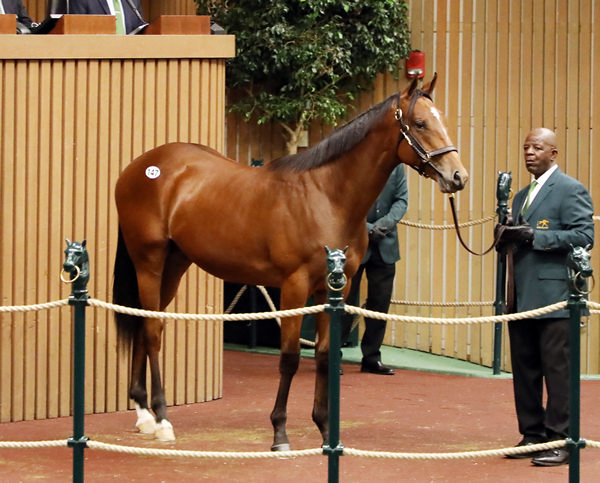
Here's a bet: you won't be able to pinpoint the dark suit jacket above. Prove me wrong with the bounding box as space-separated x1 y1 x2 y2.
364 164 409 265
512 167 594 318
67 0 146 34
2 0 34 28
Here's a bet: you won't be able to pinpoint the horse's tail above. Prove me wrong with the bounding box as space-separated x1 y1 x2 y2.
113 227 143 354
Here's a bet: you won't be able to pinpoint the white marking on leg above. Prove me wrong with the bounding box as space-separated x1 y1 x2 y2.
135 404 156 434
155 419 176 442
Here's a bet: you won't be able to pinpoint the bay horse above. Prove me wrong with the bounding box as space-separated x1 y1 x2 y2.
113 74 468 449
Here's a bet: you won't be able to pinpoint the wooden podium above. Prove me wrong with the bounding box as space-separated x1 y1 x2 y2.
50 15 116 35
144 15 211 35
0 14 16 34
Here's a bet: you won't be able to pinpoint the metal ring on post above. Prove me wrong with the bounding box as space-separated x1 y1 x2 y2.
575 273 595 295
61 266 80 284
326 272 347 292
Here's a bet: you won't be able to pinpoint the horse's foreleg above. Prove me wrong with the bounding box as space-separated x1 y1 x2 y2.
270 286 304 452
270 351 300 451
313 294 331 446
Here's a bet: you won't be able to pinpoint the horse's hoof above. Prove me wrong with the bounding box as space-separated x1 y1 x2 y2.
135 406 157 434
155 420 176 441
271 443 291 452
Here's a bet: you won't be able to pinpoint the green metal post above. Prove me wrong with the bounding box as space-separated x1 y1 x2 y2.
63 240 90 483
567 288 586 483
493 172 511 375
323 248 347 483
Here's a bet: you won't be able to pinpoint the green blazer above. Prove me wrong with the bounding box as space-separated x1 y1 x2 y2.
512 167 594 318
364 164 409 265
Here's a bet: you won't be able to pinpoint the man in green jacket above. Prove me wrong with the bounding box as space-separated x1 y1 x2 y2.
497 127 594 467
341 164 408 375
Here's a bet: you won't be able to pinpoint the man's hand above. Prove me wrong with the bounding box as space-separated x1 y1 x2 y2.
369 226 391 243
494 224 534 249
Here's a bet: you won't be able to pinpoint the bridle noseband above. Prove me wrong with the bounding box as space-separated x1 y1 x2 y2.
395 92 458 178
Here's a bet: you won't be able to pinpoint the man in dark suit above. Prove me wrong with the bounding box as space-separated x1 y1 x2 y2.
53 0 147 34
496 127 594 466
341 164 408 375
1 0 35 30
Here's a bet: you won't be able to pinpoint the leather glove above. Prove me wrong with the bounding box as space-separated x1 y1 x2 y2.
495 224 534 248
368 226 391 243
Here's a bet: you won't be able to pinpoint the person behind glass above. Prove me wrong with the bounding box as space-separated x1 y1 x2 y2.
341 164 408 375
495 128 594 467
1 0 35 31
55 0 147 34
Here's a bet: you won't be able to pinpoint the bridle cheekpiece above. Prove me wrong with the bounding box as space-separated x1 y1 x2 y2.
395 93 458 179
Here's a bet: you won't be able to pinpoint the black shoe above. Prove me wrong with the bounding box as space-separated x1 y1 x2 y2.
532 448 569 467
360 361 395 375
505 439 547 459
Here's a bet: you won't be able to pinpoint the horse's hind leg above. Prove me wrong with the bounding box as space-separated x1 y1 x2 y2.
129 332 156 434
145 244 191 441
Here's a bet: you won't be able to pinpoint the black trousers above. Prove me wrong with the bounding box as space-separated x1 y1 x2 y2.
341 248 396 365
508 317 570 441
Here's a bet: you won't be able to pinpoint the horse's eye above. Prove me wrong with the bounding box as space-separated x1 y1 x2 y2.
414 119 427 130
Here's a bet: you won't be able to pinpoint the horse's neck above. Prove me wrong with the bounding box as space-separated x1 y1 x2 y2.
316 132 399 221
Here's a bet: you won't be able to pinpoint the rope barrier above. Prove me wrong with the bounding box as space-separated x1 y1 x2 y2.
345 301 567 324
8 437 600 463
0 440 68 449
1 296 599 467
87 298 325 321
0 299 69 313
399 214 497 230
86 441 322 459
391 299 493 307
0 298 588 326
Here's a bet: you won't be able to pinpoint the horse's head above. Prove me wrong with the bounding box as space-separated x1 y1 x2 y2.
395 74 469 193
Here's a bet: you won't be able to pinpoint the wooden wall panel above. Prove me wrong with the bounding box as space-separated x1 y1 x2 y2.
0 35 230 422
225 0 600 374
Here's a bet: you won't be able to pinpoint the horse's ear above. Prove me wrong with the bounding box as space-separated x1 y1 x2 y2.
324 246 330 254
65 238 71 246
343 246 348 253
585 244 591 251
82 239 87 247
407 76 419 97
423 72 438 96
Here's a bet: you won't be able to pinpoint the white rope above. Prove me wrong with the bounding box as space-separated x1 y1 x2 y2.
343 440 566 460
86 440 322 459
345 301 567 324
0 440 68 449
0 299 70 313
391 299 493 307
400 214 497 230
87 298 325 321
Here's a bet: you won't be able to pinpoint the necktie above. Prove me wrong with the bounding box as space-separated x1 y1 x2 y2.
521 180 538 214
112 0 126 35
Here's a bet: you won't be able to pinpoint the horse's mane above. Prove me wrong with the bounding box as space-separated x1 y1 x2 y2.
266 94 398 172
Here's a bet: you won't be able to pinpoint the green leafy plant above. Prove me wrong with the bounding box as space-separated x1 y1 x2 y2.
196 0 411 153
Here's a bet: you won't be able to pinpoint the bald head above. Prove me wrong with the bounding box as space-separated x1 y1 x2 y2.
523 127 558 178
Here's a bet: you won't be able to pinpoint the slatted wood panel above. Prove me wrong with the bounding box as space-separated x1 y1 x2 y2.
0 36 231 423
226 0 600 374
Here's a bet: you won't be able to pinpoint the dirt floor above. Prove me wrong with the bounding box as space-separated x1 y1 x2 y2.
2 349 600 482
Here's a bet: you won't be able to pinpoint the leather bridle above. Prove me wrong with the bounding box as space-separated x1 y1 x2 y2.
395 91 458 179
